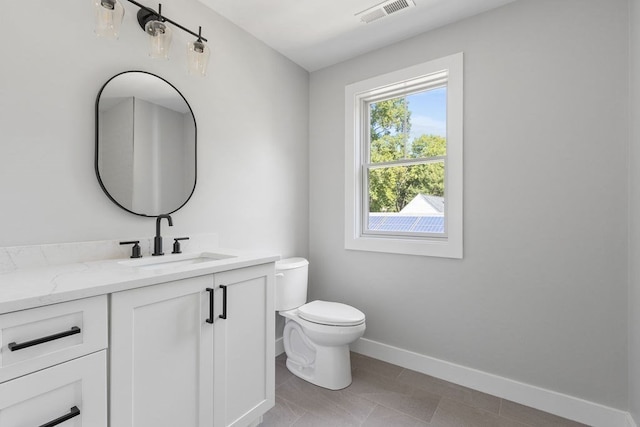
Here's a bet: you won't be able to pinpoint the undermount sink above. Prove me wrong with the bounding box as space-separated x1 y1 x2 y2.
119 252 237 271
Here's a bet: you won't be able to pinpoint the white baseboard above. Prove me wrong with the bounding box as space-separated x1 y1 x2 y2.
351 338 630 427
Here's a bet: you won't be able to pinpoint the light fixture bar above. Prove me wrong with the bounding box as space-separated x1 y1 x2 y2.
124 0 208 42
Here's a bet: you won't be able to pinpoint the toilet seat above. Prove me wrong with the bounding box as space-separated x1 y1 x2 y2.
298 300 365 326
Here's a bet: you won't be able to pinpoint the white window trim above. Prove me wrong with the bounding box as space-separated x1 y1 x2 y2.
344 53 463 258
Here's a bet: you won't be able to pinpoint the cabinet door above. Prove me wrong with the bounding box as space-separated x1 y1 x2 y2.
213 263 275 427
0 350 107 427
111 275 214 427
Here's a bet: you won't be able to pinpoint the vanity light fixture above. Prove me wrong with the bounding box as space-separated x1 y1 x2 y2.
187 27 210 76
142 4 172 59
94 0 125 39
94 0 210 76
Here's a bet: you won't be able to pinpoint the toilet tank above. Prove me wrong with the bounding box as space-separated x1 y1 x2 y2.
275 257 309 311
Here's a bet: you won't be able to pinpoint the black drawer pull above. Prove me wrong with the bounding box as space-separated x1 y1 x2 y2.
39 406 80 427
8 326 81 352
206 288 215 324
219 285 228 319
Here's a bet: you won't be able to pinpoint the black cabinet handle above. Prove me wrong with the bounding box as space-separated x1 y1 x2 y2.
206 288 215 324
8 326 81 352
39 406 80 427
219 285 228 319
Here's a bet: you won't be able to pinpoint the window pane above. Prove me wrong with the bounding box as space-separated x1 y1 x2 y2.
367 215 445 234
413 216 445 233
367 163 445 235
373 216 421 232
369 87 447 164
368 163 444 213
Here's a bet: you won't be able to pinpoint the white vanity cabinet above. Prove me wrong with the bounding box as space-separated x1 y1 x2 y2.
0 296 108 427
110 263 275 427
212 264 275 427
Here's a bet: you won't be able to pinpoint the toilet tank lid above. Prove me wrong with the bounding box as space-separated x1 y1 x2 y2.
276 257 309 270
298 300 365 326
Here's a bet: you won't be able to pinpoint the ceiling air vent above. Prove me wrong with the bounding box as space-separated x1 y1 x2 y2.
356 0 416 24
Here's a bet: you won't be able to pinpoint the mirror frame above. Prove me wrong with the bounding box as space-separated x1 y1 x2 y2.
94 70 197 217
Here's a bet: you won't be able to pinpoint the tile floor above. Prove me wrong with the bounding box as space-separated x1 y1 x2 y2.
261 353 589 427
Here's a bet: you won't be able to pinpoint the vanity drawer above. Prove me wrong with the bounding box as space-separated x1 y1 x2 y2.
0 295 107 383
0 350 107 427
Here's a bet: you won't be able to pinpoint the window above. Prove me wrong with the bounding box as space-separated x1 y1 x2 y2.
345 53 463 258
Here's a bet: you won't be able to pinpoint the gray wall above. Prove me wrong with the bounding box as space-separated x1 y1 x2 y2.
309 0 628 408
0 0 309 260
630 0 640 420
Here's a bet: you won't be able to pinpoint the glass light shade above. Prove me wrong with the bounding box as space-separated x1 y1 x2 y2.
94 0 125 39
145 20 172 59
187 40 211 76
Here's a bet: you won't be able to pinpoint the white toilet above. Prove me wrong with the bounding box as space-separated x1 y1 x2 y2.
276 257 366 390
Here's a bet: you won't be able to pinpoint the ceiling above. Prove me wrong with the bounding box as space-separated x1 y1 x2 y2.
196 0 517 71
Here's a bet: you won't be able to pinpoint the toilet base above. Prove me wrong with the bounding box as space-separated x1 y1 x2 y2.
285 344 353 390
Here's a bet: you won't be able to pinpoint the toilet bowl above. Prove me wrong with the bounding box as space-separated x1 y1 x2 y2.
276 258 365 390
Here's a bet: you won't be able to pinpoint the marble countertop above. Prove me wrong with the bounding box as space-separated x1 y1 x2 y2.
0 248 279 314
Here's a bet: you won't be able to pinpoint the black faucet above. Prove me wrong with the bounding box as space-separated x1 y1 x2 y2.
152 214 173 256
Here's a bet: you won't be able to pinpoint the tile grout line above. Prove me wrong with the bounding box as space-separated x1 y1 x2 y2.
275 393 308 427
358 402 381 427
288 409 307 427
343 382 442 425
375 402 435 426
437 396 538 427
395 366 406 381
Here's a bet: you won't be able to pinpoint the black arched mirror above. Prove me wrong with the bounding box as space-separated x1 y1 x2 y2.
95 71 196 217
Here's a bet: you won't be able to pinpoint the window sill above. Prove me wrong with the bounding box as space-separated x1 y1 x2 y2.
345 234 462 259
